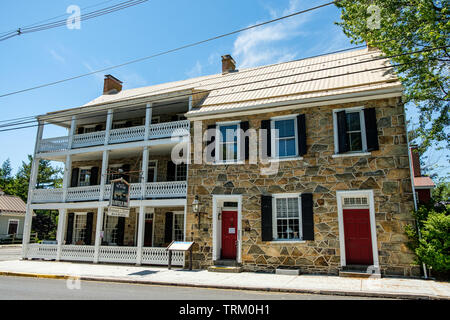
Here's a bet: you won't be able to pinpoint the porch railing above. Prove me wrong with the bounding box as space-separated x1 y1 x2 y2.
24 244 184 266
31 181 187 203
37 120 190 153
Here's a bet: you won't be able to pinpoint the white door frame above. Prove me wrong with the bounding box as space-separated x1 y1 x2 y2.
212 195 242 262
336 190 379 271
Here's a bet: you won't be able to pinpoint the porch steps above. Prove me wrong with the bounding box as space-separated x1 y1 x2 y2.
339 265 381 278
208 260 242 273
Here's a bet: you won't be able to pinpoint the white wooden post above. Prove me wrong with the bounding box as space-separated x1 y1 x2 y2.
93 207 104 263
144 103 152 140
62 154 72 202
68 115 77 149
141 147 149 199
136 205 146 265
22 120 44 259
188 95 193 111
99 150 109 201
56 208 67 261
105 109 113 145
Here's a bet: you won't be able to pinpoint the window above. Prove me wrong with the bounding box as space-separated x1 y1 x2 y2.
83 125 96 133
175 164 187 181
217 123 240 163
112 121 127 129
103 215 118 245
148 160 157 182
271 117 298 158
78 168 91 186
345 111 363 152
272 195 302 240
151 116 160 124
7 220 19 235
173 213 184 241
343 196 369 208
73 213 87 244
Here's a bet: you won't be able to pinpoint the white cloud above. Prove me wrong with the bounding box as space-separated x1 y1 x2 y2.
49 49 66 64
186 60 203 78
232 0 311 68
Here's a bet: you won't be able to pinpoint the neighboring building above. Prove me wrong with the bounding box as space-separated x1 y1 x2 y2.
0 189 27 241
409 146 435 205
23 48 419 277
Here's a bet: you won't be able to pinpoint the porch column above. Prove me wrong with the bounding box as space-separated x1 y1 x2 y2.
22 120 44 259
56 208 67 261
68 115 77 149
141 147 149 199
93 207 104 263
144 103 152 140
62 154 72 202
99 150 110 201
104 109 113 145
136 205 145 265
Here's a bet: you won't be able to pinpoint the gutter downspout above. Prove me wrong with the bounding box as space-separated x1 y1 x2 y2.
404 111 428 279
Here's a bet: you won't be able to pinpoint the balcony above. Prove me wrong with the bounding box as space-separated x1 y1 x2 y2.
38 120 190 153
31 181 187 203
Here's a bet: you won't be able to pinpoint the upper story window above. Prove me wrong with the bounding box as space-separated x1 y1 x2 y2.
217 122 240 163
78 168 92 187
271 116 298 158
333 107 379 155
175 164 187 181
112 121 127 129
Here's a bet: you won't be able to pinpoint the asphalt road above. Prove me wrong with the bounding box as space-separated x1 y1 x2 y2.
0 276 388 300
0 246 22 261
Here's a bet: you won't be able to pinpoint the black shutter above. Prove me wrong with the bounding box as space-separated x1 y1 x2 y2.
164 212 174 243
261 120 271 158
166 161 176 181
121 164 130 182
171 115 178 121
66 213 74 244
240 121 249 160
94 124 102 132
70 168 79 187
301 193 314 240
90 167 99 186
125 121 132 127
261 195 273 241
206 124 216 161
364 108 379 151
77 127 84 134
297 114 307 156
336 111 349 154
116 217 125 246
84 212 94 245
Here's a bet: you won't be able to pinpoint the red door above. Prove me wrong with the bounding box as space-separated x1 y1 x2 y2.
221 211 237 259
343 209 373 265
144 220 153 247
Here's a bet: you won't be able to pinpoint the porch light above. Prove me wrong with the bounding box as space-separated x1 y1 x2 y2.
192 196 199 214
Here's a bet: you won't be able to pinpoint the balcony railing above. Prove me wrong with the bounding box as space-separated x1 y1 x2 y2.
31 181 187 203
37 120 190 153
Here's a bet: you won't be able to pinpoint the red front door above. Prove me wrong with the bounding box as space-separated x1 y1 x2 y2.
221 211 237 259
343 209 373 265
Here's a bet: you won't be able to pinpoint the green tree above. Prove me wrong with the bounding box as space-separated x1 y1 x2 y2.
0 159 14 195
335 0 449 153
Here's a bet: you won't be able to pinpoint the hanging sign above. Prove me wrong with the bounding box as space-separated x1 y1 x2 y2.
108 178 130 217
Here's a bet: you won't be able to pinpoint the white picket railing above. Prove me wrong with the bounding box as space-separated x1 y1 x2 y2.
98 246 137 264
32 181 186 203
142 247 184 266
26 243 57 260
60 245 95 262
25 244 183 266
37 120 190 153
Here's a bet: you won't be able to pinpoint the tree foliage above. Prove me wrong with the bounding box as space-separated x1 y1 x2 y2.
335 0 449 153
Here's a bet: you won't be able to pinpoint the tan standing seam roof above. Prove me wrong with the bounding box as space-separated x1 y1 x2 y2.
0 195 26 215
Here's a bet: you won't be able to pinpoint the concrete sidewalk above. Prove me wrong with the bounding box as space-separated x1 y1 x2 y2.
0 260 448 300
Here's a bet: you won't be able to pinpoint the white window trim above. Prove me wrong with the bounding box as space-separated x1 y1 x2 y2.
336 190 380 271
271 193 303 242
172 211 184 241
73 212 88 244
215 121 242 164
270 115 299 159
78 167 93 186
175 163 187 181
7 219 19 235
332 106 368 155
148 160 158 182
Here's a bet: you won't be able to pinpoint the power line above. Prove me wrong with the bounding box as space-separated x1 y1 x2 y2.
0 0 148 42
0 0 341 98
0 46 446 133
0 45 444 131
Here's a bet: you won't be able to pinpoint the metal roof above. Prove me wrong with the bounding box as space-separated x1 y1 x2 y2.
0 194 26 216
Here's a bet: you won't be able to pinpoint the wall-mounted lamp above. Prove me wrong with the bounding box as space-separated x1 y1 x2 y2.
192 195 203 229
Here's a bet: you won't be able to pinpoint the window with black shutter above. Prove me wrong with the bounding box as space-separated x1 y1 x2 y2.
261 120 271 158
206 124 216 163
70 168 79 187
166 161 176 181
90 167 99 186
66 213 74 244
364 108 379 151
240 121 249 160
297 114 307 156
261 195 273 241
116 217 125 246
84 212 94 245
301 193 314 241
164 212 174 244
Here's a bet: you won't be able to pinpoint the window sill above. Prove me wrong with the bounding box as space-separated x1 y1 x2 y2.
268 156 303 162
211 161 245 165
332 152 371 158
267 240 307 244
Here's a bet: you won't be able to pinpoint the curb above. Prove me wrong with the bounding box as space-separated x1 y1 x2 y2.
1 271 448 300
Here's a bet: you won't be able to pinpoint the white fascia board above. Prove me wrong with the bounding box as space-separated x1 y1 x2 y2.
186 86 403 121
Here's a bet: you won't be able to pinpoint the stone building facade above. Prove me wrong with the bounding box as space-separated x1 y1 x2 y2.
185 97 419 277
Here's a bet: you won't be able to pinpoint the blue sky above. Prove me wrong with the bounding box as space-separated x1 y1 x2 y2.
0 0 448 179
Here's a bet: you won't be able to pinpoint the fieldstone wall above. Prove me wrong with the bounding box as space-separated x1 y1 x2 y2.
186 97 420 277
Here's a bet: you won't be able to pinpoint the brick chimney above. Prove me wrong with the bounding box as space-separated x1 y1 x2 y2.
222 55 237 74
103 74 123 95
410 145 421 177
